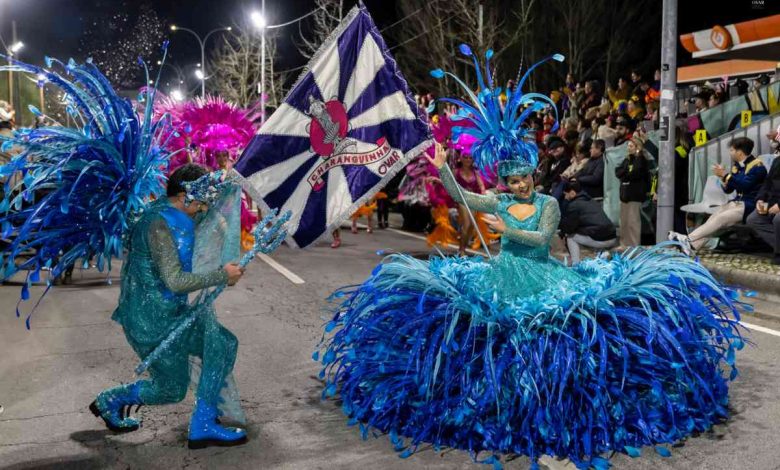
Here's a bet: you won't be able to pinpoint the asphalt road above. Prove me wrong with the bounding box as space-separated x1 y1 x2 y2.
1 222 780 470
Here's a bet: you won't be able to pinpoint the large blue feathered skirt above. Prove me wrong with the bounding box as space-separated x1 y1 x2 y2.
316 245 745 468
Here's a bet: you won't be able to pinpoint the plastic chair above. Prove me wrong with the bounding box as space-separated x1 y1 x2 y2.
680 175 735 215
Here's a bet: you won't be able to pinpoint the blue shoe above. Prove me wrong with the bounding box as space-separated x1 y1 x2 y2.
90 382 143 433
187 399 247 449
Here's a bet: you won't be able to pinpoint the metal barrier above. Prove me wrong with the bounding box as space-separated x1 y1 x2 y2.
688 112 780 205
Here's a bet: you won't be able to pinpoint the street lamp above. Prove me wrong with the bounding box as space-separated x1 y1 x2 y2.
252 3 267 124
194 69 205 81
170 89 185 102
169 24 232 97
9 41 23 55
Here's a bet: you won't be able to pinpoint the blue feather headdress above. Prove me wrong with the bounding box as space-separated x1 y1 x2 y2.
0 43 174 326
430 45 564 177
183 170 237 206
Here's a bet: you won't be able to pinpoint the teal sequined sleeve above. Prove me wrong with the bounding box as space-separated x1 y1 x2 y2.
502 198 560 248
440 167 499 213
148 218 228 294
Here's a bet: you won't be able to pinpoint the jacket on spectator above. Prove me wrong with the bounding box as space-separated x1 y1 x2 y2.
756 156 780 208
607 87 629 107
576 157 605 198
615 151 650 203
561 157 589 181
544 155 571 194
559 192 616 241
722 154 767 221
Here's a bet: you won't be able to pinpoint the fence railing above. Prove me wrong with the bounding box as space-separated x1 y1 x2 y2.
688 112 780 205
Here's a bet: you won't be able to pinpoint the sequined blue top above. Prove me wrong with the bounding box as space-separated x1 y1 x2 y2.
440 169 583 298
112 199 228 348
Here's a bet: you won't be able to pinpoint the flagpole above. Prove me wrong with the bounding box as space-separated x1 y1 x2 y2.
441 164 493 260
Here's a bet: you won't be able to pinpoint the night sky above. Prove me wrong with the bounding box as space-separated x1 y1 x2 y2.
0 0 777 86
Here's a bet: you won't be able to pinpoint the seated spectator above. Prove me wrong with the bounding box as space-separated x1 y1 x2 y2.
615 135 650 248
693 90 712 113
709 91 725 108
578 80 601 117
577 139 606 199
538 137 570 194
669 137 767 255
627 95 645 120
559 180 618 264
614 114 634 147
607 76 630 109
561 142 590 181
746 130 780 264
578 118 593 143
629 69 643 97
651 69 661 92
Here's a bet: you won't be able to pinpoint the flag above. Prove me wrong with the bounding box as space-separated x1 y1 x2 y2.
235 3 432 248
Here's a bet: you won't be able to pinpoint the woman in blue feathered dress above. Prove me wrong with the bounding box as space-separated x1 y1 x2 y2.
317 46 745 469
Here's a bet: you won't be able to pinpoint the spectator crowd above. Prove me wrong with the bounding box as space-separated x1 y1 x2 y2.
402 67 780 265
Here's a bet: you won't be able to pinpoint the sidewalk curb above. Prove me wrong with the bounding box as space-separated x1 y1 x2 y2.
702 260 780 300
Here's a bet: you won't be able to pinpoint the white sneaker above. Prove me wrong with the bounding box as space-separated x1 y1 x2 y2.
676 234 695 257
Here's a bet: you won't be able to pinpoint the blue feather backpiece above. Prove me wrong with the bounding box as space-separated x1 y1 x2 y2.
430 46 564 177
0 45 173 327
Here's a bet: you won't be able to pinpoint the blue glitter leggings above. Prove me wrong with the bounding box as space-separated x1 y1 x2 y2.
126 315 238 406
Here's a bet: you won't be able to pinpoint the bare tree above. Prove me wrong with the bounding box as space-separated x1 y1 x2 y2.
548 0 605 80
393 0 533 96
296 0 345 59
209 24 288 108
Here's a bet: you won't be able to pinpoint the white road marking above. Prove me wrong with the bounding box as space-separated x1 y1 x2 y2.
740 321 780 338
256 253 305 285
351 222 488 257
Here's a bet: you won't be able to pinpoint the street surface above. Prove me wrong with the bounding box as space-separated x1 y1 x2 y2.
1 221 780 469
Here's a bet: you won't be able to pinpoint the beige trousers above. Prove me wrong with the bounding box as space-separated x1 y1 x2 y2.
688 201 744 250
619 201 642 247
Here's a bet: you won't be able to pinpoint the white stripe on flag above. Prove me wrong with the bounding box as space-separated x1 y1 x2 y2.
246 150 316 197
348 91 416 130
258 103 311 138
343 34 385 110
280 159 319 235
326 166 352 226
312 37 341 100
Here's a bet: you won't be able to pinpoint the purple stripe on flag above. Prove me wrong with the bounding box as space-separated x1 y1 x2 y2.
336 15 364 101
284 72 324 114
350 118 430 154
263 154 320 210
342 165 381 202
347 65 398 120
292 177 328 248
235 135 312 177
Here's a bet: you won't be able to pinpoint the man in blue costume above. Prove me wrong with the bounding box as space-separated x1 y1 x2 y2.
90 164 250 449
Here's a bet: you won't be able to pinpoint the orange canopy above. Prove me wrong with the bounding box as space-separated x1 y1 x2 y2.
677 59 777 84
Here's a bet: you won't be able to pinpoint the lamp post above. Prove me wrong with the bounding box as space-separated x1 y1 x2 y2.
250 5 320 125
169 25 232 97
251 5 267 125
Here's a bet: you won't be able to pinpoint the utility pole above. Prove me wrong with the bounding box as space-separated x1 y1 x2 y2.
260 0 266 125
656 0 678 242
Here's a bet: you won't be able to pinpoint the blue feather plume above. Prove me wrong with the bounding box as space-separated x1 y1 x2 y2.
429 45 564 177
0 45 172 326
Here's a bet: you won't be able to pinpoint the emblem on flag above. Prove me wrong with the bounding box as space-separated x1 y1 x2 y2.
234 2 432 248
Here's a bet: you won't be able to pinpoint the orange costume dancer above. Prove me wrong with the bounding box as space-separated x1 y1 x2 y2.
351 198 377 234
425 177 459 247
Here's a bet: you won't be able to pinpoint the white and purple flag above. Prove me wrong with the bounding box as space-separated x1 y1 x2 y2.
235 3 432 248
